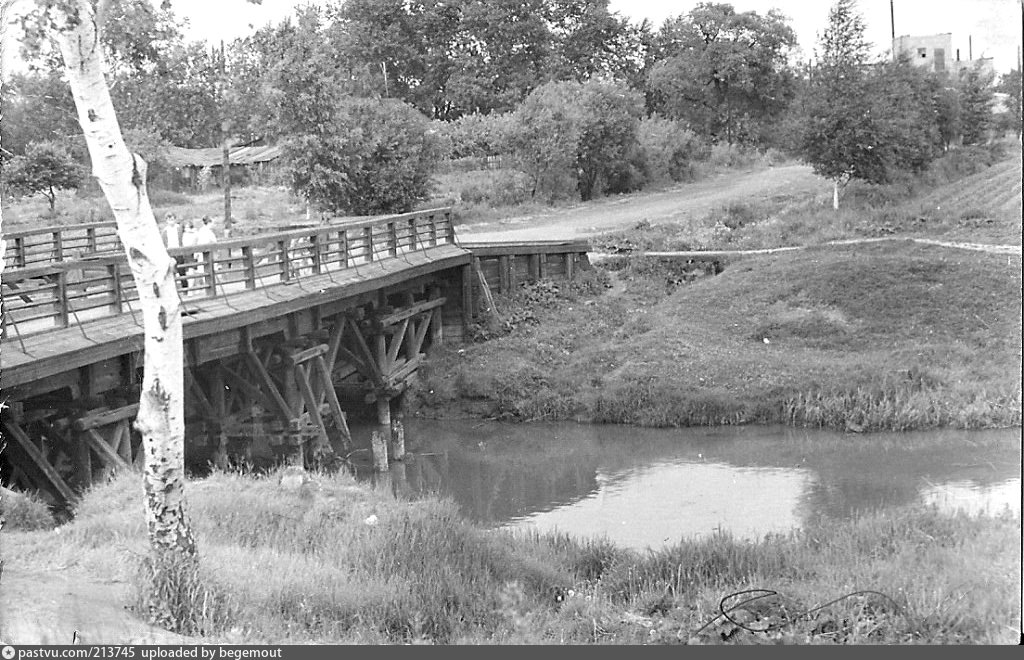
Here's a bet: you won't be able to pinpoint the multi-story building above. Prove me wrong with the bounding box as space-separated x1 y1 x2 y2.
893 33 995 78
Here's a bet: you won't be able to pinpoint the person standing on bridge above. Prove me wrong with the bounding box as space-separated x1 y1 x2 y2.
196 215 217 245
163 213 188 292
182 218 200 293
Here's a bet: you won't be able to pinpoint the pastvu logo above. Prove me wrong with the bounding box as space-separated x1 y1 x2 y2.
2 645 15 659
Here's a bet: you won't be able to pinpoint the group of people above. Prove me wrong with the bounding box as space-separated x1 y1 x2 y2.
162 212 219 291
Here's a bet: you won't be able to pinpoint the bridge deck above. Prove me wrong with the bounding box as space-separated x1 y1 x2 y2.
1 244 470 391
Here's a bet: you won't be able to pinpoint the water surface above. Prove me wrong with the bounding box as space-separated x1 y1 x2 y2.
351 420 1020 550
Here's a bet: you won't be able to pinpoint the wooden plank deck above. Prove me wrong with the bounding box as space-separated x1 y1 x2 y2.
1 244 471 391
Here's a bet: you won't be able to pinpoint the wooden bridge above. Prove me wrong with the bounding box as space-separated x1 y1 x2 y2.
0 209 590 505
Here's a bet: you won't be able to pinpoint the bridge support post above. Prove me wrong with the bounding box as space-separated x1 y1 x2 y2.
390 419 405 461
370 429 389 472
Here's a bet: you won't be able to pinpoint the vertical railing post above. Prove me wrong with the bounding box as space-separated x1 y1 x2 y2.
428 215 438 246
109 262 124 314
204 249 217 296
86 227 98 253
340 230 348 268
388 222 398 257
364 226 374 263
14 237 26 268
444 212 454 244
56 269 69 328
311 233 322 274
279 240 290 281
53 231 63 262
243 246 256 289
408 217 417 250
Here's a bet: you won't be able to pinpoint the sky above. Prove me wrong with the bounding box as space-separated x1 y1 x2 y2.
163 0 1023 73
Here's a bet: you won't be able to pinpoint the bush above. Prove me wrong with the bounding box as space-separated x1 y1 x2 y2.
0 486 55 531
284 98 444 215
457 170 532 207
509 80 645 202
638 116 708 184
438 113 514 160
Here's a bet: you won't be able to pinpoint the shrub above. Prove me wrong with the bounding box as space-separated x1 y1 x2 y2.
0 486 55 531
284 98 444 215
509 80 645 202
638 116 708 184
439 113 514 160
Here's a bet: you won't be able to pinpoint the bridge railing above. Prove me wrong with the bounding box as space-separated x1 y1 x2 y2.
2 209 455 338
3 221 122 268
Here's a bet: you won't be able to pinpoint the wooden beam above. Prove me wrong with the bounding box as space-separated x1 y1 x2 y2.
283 343 329 366
314 355 352 449
294 364 332 451
2 420 76 502
462 264 473 330
84 428 133 473
377 297 446 327
499 255 510 293
74 404 140 431
346 316 385 385
185 368 218 420
244 353 295 423
326 319 347 371
387 319 409 366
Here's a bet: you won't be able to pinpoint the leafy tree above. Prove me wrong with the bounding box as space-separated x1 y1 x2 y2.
3 140 85 211
648 3 797 146
957 64 996 146
7 1 263 631
573 80 645 199
283 98 443 215
509 81 584 201
510 79 644 201
0 72 80 156
995 67 1022 138
797 0 885 208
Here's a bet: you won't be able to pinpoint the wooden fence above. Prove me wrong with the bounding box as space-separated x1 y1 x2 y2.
2 209 456 338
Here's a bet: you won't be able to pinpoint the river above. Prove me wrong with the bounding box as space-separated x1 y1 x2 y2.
349 420 1021 551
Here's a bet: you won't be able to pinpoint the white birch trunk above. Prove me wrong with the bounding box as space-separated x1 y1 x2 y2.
52 1 195 557
833 180 840 210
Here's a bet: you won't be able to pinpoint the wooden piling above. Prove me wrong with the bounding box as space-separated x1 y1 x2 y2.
371 430 389 472
390 419 405 461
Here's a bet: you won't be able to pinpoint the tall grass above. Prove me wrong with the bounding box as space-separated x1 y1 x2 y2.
29 470 1019 644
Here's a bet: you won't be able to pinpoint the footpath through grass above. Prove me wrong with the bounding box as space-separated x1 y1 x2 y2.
4 469 1019 644
413 240 1022 432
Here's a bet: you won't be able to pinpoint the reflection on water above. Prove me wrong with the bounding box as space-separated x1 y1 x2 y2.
507 462 812 548
349 420 1020 551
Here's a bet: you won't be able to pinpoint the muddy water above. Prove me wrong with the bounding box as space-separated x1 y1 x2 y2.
349 420 1020 551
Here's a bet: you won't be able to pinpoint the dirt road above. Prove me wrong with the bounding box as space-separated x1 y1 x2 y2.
455 163 825 243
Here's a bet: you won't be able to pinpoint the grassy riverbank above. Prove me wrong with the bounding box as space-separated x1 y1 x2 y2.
3 469 1019 644
412 240 1022 432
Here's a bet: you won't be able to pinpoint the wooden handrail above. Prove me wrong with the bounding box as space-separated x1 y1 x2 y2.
1 208 457 338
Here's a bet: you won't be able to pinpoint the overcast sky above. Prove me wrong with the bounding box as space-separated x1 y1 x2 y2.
165 0 1022 73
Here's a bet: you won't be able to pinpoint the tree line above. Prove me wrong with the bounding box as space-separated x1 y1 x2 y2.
3 0 1022 214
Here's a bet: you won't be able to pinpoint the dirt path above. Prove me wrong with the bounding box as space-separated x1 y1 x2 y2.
456 164 824 243
0 566 192 644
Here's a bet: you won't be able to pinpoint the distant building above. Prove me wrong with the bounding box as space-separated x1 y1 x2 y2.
893 33 995 78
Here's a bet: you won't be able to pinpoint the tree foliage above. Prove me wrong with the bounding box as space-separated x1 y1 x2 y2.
283 98 443 215
648 3 797 146
996 67 1022 137
510 79 644 202
957 64 996 146
2 140 85 211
